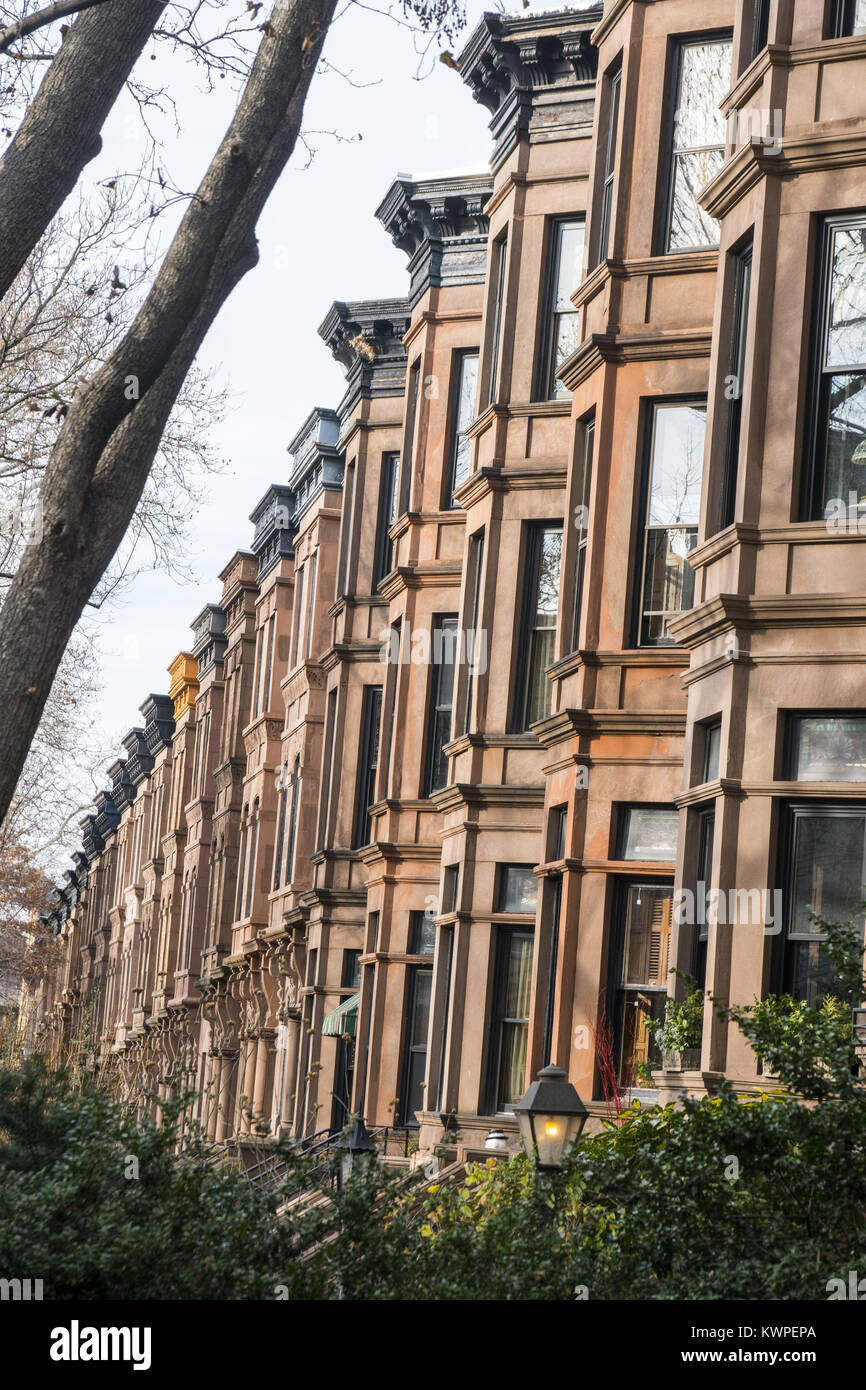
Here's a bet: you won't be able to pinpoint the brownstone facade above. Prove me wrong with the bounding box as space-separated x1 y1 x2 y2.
26 1 866 1163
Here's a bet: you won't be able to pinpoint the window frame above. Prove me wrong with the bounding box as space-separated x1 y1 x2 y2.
423 614 459 797
373 451 400 587
487 233 509 407
353 684 383 850
719 240 753 531
445 350 479 506
829 0 866 36
571 415 594 652
536 215 585 401
513 521 563 732
634 396 708 647
659 31 733 255
486 925 535 1114
800 212 866 520
595 62 621 268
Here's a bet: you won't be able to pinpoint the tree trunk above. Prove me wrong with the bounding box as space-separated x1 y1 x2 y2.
0 0 337 825
0 0 167 301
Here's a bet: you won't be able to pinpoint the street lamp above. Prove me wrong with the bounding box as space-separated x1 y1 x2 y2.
513 1064 588 1173
336 1115 378 1190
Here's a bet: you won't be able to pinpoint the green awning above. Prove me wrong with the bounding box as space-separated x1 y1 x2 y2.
322 992 360 1038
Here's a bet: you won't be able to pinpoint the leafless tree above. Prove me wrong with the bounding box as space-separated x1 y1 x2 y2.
0 0 466 826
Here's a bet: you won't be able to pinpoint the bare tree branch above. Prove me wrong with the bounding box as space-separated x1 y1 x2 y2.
0 0 113 55
0 0 166 300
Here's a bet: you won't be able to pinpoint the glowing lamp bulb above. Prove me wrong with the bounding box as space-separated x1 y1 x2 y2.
544 1119 559 1138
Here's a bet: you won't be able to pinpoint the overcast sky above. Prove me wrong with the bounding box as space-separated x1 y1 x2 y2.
87 0 510 771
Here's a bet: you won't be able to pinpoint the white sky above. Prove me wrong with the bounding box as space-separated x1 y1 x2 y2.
86 0 516 770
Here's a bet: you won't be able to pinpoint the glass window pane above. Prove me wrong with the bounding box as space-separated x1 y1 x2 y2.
673 41 731 149
451 353 479 496
496 931 533 1107
409 969 432 1045
649 405 706 526
536 528 563 623
817 372 866 509
826 224 866 369
792 716 866 781
499 866 538 913
703 721 722 781
621 884 673 987
790 812 865 938
410 909 437 955
621 806 679 861
667 37 731 252
554 223 584 311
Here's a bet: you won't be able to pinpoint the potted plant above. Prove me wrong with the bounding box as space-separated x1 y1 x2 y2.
654 976 704 1071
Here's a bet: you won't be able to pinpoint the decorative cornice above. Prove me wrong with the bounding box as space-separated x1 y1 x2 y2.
107 757 135 813
168 652 199 719
374 174 492 308
249 484 295 580
191 603 227 675
122 728 152 789
318 297 411 416
457 8 600 171
93 791 120 844
139 694 175 756
287 407 344 525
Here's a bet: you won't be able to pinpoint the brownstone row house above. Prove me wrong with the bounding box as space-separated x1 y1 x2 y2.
26 0 866 1161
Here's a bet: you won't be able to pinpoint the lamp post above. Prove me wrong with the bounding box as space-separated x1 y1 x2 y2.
512 1064 589 1174
336 1115 378 1190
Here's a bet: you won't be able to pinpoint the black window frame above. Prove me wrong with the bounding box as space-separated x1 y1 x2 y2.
445 350 479 506
829 0 866 36
751 0 770 56
399 963 433 1126
487 232 509 406
659 32 733 255
353 685 383 850
801 212 866 520
486 925 535 1113
410 908 437 956
595 62 621 267
571 415 594 652
462 528 485 735
605 876 674 1093
423 614 459 796
512 521 563 732
773 800 866 999
536 215 586 400
634 396 707 647
373 451 400 587
719 239 753 530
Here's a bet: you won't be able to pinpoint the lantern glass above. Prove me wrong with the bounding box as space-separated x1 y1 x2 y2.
534 1111 585 1170
513 1064 588 1170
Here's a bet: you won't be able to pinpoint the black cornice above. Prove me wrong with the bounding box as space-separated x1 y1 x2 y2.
318 298 411 416
139 694 175 756
457 8 600 170
122 728 153 788
375 175 492 307
191 603 228 673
